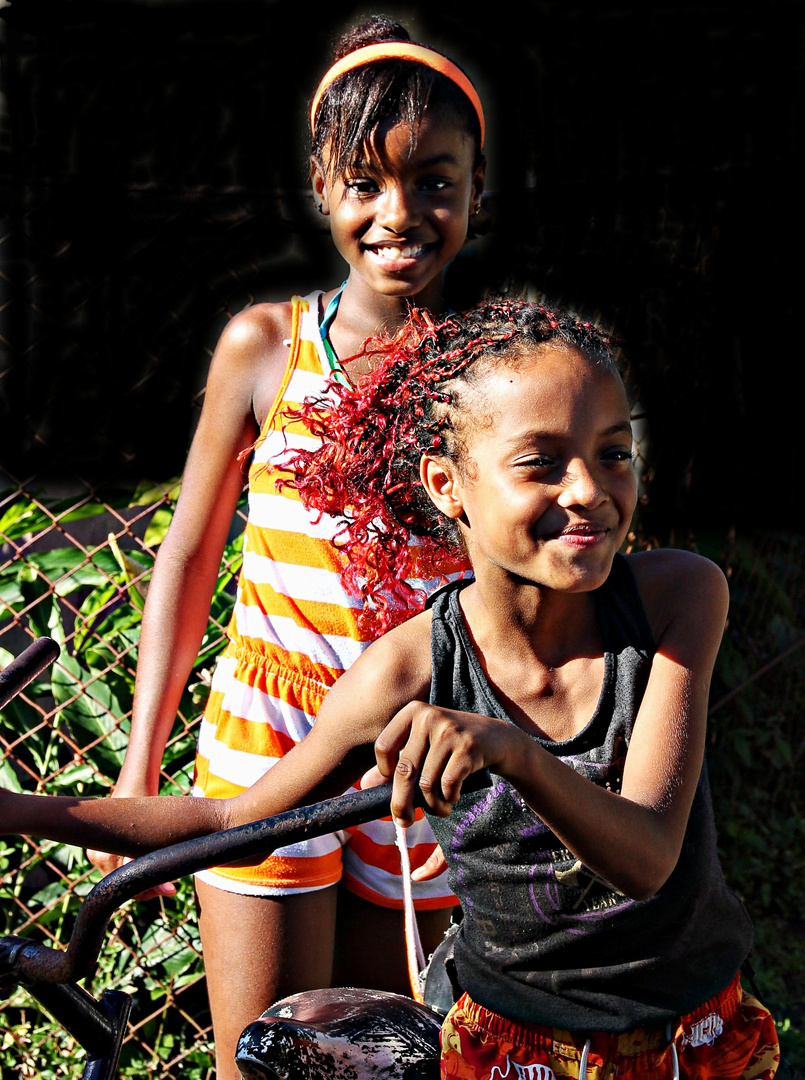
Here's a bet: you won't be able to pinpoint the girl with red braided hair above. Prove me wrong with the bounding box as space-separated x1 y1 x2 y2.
4 299 779 1078
80 12 485 1075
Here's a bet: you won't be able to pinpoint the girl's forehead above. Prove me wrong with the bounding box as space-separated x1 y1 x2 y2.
326 107 476 175
471 346 630 421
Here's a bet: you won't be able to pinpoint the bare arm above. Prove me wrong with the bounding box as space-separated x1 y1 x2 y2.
85 305 292 890
377 550 729 901
1 613 433 857
113 305 292 798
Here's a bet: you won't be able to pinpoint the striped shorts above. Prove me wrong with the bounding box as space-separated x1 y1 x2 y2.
192 645 456 909
441 973 779 1080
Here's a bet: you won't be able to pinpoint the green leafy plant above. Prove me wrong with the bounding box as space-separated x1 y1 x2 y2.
0 485 244 1078
707 530 805 1067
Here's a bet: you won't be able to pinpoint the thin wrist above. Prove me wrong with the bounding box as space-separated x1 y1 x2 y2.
496 727 540 788
113 762 161 797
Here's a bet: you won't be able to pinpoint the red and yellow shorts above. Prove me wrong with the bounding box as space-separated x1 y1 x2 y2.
440 974 779 1079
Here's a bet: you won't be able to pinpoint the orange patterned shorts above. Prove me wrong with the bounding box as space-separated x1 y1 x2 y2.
440 973 779 1080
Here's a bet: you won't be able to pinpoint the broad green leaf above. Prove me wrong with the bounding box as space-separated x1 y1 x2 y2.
107 533 149 610
0 497 109 542
0 755 23 792
143 507 174 548
46 762 101 790
23 549 115 595
0 576 26 616
51 655 128 770
130 478 181 507
0 499 53 539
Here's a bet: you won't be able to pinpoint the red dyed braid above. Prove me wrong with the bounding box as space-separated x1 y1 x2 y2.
284 299 618 637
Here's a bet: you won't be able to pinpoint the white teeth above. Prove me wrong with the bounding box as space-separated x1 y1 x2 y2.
372 244 425 260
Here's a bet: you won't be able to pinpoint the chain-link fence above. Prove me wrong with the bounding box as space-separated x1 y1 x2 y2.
2 2 804 1077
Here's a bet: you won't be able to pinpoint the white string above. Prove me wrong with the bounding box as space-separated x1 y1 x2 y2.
579 1038 590 1080
395 819 425 1001
666 1022 680 1080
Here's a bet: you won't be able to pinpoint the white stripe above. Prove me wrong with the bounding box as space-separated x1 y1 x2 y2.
216 676 317 744
252 427 320 468
196 717 278 788
246 492 346 541
300 302 326 355
240 550 361 608
342 846 453 902
284 367 330 405
232 603 365 670
209 653 238 691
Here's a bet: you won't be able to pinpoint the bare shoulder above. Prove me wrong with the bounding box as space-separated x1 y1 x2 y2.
207 301 294 422
316 609 435 743
217 301 292 357
624 549 729 645
171 301 296 522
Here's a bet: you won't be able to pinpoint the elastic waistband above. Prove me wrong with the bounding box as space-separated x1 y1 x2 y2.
455 973 743 1058
222 640 337 693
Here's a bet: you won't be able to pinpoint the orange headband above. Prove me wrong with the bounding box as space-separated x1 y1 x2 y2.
310 42 485 149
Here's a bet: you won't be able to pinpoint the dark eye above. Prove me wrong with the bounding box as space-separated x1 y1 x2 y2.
420 177 450 192
602 447 634 463
344 177 379 195
517 455 555 471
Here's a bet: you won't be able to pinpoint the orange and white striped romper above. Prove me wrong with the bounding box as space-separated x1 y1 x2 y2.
193 292 457 907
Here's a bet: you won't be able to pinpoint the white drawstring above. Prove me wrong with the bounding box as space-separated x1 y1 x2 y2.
666 1022 681 1080
579 1037 590 1080
578 1025 679 1080
395 820 425 1002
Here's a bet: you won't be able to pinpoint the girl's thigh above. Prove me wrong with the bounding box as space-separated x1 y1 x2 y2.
334 885 455 996
195 878 338 1080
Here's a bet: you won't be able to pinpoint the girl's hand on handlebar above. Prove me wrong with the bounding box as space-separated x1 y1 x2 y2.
360 761 449 880
374 701 514 827
86 849 177 900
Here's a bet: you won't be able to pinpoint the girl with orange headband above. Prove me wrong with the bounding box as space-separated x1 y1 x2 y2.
83 14 486 1077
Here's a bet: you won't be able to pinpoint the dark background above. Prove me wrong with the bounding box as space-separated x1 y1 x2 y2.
1 0 802 542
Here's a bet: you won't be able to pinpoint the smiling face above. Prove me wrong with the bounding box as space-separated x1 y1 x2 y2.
426 344 638 595
312 109 484 307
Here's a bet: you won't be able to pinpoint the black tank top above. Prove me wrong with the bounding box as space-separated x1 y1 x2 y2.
426 554 753 1031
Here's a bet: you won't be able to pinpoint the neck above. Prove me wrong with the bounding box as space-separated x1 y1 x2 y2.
461 574 601 670
326 273 449 361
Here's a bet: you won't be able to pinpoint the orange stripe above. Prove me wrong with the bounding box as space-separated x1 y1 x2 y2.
345 830 441 876
246 465 301 495
194 753 210 791
197 772 248 799
252 297 307 453
207 714 296 758
209 847 344 887
292 331 324 373
243 530 350 574
274 409 322 432
236 585 365 639
222 639 345 691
